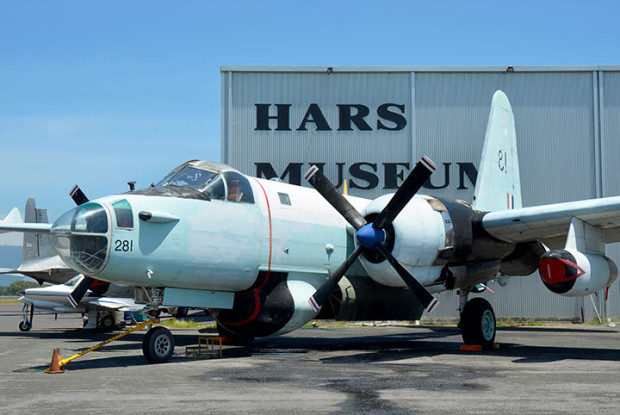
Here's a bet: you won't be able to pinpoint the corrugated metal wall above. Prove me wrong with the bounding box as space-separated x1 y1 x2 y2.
222 67 620 320
223 71 414 196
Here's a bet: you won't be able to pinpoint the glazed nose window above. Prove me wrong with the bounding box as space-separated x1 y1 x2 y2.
50 203 110 275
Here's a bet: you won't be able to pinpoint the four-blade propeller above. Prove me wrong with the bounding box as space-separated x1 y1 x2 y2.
305 156 439 314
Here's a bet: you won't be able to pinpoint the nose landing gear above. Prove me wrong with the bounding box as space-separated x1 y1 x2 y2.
19 303 34 332
138 287 175 363
142 326 175 363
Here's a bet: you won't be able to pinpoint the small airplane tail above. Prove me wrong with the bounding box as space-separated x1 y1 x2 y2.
0 207 23 233
22 198 56 263
472 90 522 212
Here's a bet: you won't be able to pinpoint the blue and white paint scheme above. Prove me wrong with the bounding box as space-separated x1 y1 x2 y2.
1 90 619 362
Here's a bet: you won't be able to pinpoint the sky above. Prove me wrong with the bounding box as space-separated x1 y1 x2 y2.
1 0 619 245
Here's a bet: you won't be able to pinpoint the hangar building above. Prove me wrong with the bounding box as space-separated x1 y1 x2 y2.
221 66 620 321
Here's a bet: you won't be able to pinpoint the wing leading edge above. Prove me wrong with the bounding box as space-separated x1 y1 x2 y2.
480 195 620 248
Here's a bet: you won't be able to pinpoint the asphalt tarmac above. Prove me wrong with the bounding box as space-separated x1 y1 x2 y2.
0 304 618 414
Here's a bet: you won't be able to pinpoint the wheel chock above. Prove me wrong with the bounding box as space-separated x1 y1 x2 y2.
459 343 500 351
44 348 66 374
459 344 483 352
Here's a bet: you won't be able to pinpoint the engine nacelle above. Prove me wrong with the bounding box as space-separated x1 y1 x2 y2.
358 194 447 287
211 272 319 339
538 249 618 297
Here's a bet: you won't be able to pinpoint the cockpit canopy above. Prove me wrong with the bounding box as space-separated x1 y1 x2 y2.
154 160 254 203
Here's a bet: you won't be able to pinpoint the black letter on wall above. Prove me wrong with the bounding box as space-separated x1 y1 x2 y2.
337 105 372 131
255 104 292 131
297 104 332 131
457 163 478 190
349 162 378 189
383 163 410 189
255 162 303 185
377 104 407 131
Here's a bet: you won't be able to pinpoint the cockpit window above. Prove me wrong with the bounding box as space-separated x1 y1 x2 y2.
223 172 254 204
152 162 254 204
203 174 226 200
161 166 216 190
112 199 133 228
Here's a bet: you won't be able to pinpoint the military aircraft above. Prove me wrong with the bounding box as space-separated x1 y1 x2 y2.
0 198 77 285
17 274 140 332
1 91 618 363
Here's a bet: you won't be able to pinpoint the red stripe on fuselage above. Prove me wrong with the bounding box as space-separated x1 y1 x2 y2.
220 179 273 327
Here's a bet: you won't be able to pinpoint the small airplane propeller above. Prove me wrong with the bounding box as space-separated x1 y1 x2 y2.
70 185 89 206
67 276 94 308
305 156 439 314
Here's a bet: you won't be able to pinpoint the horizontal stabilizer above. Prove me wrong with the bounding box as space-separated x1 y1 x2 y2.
1 207 22 226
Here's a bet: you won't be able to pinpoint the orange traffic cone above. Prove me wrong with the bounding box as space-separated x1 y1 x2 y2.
44 348 66 374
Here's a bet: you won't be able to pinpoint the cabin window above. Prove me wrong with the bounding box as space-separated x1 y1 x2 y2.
278 192 291 206
112 199 133 228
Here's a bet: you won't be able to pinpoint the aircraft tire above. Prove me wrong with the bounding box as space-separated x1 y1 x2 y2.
460 297 496 349
18 321 31 332
142 326 175 363
99 315 115 331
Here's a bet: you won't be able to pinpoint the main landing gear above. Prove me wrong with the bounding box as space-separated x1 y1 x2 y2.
458 290 496 349
19 303 34 332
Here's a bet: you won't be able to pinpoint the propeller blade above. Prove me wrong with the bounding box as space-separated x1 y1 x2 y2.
375 243 439 313
67 276 94 308
373 156 435 230
308 245 364 312
70 185 89 206
305 165 367 231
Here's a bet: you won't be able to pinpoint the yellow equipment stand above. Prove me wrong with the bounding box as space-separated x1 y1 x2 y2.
185 337 223 359
45 318 160 372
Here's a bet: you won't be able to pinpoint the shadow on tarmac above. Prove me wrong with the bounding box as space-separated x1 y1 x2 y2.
23 324 618 372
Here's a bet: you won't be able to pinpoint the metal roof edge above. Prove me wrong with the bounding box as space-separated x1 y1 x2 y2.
220 65 620 73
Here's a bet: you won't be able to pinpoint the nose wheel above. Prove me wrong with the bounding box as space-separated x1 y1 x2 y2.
19 303 34 332
142 326 175 363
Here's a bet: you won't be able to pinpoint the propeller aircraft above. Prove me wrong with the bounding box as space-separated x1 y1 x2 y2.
17 274 140 332
1 90 619 363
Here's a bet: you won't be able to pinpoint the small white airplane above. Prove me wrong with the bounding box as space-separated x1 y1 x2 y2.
0 198 77 285
1 91 619 363
17 274 141 332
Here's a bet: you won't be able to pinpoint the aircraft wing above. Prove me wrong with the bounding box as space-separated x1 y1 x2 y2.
481 195 620 248
88 297 143 312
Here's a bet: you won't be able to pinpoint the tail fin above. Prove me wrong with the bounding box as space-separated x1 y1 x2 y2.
22 198 55 263
472 90 522 212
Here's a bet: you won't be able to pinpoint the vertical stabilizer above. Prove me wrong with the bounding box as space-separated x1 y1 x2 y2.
22 198 55 263
22 198 39 262
472 90 522 212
